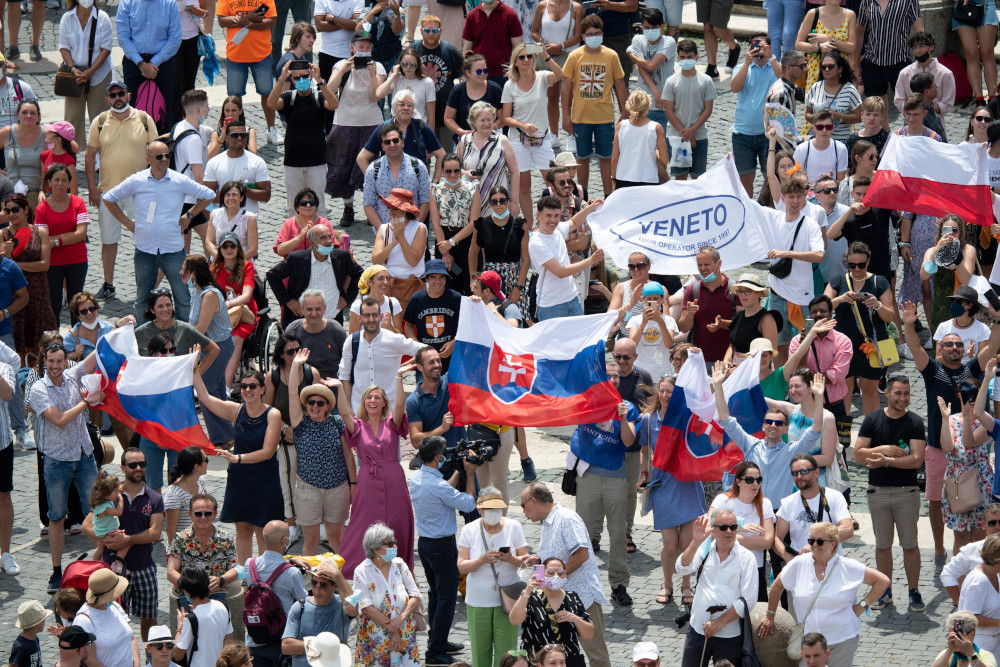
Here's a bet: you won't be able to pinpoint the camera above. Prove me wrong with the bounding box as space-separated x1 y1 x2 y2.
959 381 978 405
439 438 500 478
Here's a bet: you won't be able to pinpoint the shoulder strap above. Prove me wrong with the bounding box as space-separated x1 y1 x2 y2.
187 610 200 656
787 215 806 252
810 8 819 32
350 331 361 383
264 562 292 587
799 556 840 624
9 77 22 103
86 14 98 67
479 521 503 587
248 558 261 584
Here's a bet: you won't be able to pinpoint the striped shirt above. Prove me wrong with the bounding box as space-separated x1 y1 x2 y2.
858 0 921 66
29 363 91 462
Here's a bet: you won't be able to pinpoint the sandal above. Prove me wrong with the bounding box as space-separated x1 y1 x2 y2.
681 586 695 606
656 586 672 604
626 536 637 553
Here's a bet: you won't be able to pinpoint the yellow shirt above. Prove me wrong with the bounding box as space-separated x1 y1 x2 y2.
564 46 624 125
217 0 278 64
87 108 159 191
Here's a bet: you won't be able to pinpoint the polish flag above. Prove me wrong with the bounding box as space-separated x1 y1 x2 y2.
864 134 993 225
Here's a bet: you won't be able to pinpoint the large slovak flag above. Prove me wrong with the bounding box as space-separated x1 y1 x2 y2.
864 134 993 225
652 350 766 481
92 326 216 454
448 298 621 427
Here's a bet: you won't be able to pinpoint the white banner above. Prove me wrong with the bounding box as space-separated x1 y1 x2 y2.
587 156 772 275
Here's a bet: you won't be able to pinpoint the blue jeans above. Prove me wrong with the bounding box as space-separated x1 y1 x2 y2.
536 297 584 321
139 436 178 491
648 109 669 134
418 536 460 657
2 333 25 433
134 250 191 322
767 0 806 57
201 335 235 444
227 57 275 97
45 454 97 521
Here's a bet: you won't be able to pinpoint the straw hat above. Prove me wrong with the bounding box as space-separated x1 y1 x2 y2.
300 384 336 407
476 491 507 510
86 569 128 606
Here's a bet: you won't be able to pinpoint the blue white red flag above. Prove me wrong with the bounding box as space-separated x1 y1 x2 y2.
652 350 765 481
448 298 621 427
92 326 216 454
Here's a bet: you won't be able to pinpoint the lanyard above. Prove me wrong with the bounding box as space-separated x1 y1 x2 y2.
801 488 829 524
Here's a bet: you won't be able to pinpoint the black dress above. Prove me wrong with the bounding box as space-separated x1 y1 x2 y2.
220 405 284 526
519 590 590 667
829 272 890 380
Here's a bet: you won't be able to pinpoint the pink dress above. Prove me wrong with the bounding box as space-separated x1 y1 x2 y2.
340 416 415 580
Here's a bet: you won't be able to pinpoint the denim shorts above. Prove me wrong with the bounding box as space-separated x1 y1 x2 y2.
537 297 584 321
573 122 615 159
227 56 275 97
670 137 710 177
732 131 768 176
44 454 97 522
766 289 798 346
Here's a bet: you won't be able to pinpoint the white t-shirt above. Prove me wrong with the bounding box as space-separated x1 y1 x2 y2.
626 314 679 379
761 209 825 306
178 0 202 39
456 518 528 608
960 568 1000 655
933 318 992 355
314 0 363 58
204 151 271 215
792 139 848 184
389 76 436 121
350 295 401 326
626 34 676 99
529 222 579 308
332 60 387 127
988 154 1000 189
176 600 233 667
173 119 206 204
72 603 134 667
776 200 827 229
501 75 553 135
711 494 776 568
780 554 866 645
776 488 850 554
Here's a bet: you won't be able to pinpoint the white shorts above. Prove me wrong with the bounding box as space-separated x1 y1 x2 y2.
511 134 556 173
98 197 132 245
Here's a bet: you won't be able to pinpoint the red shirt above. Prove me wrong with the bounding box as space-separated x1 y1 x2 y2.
681 275 735 363
40 150 77 190
272 216 340 254
215 260 258 316
34 195 89 265
461 1 523 76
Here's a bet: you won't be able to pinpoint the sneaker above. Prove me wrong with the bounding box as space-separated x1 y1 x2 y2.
340 208 354 228
612 584 633 606
898 342 913 360
1 552 20 575
705 64 719 78
935 553 948 572
871 589 893 610
29 44 41 62
425 655 457 666
725 43 741 70
521 457 537 482
17 428 35 450
909 588 925 612
40 522 48 536
267 125 284 146
444 642 464 654
69 524 82 535
47 571 61 593
95 283 116 300
591 538 600 553
320 523 328 544
288 525 299 543
6 46 18 60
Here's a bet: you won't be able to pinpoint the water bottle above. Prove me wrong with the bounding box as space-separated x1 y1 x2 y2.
235 565 246 582
389 652 402 666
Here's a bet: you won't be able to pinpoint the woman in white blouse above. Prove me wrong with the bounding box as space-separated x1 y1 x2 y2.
959 534 1000 656
758 521 888 667
57 0 113 145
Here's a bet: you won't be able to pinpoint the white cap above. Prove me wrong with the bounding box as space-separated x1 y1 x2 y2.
632 642 659 662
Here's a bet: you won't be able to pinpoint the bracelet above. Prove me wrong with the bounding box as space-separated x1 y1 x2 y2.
349 481 356 485
238 454 243 463
898 242 910 247
765 610 776 615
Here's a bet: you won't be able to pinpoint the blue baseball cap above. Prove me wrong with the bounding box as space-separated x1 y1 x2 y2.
106 79 127 92
642 281 666 298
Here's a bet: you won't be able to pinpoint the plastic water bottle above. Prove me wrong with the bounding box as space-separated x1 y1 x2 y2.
389 652 402 666
235 565 246 582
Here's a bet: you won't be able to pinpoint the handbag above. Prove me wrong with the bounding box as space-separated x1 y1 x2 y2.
228 304 254 330
54 18 98 97
787 557 839 660
638 417 653 517
561 458 580 496
479 522 516 614
955 0 986 26
768 215 805 279
945 466 985 514
738 597 764 667
846 273 898 369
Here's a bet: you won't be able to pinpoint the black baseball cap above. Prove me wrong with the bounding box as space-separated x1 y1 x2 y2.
59 626 97 650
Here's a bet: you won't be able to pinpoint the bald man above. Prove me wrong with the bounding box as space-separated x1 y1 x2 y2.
103 140 215 321
612 336 653 550
244 520 307 667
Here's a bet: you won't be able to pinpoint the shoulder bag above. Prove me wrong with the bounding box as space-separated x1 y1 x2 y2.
846 273 898 368
946 466 986 514
55 16 98 97
479 522 517 613
738 597 764 667
394 562 427 631
787 556 840 660
768 216 805 279
561 457 580 496
955 0 986 26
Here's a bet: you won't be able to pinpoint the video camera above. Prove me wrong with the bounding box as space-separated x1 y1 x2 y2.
440 438 499 478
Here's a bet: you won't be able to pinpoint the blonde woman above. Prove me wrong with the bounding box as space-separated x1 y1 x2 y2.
456 101 520 215
348 264 402 333
611 91 667 189
500 42 564 227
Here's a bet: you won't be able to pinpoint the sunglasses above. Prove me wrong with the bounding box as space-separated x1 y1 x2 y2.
3 205 20 214
847 261 868 269
307 398 328 407
714 523 739 531
382 539 397 547
975 115 993 122
941 341 965 348
148 644 173 650
555 179 571 186
816 187 837 195
422 27 440 33
151 153 170 161
291 74 310 81
517 54 534 61
820 63 838 70
298 200 319 207
192 510 214 518
507 650 528 658
740 475 763 484
544 568 567 576
283 347 301 356
220 243 238 251
78 306 98 315
763 418 785 426
241 382 261 390
806 537 828 546
126 461 147 469
107 90 128 99
791 468 816 477
628 262 648 270
163 346 176 354
474 68 489 75
490 197 509 206
443 168 462 174
228 131 249 139
989 519 1000 527
401 61 419 68
814 124 834 131
382 137 402 145
613 354 633 360
312 579 334 589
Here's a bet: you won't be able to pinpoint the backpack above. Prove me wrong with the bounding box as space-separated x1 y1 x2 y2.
97 109 152 136
243 560 292 644
135 79 166 130
349 331 361 383
157 122 201 174
372 154 422 181
939 52 973 104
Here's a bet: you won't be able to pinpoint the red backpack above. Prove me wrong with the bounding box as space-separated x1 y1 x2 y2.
243 560 292 644
938 52 973 104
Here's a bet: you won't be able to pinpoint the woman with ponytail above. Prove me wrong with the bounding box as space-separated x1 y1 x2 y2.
611 90 668 189
163 446 209 542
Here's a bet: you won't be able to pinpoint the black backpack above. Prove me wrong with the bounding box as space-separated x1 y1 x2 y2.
156 122 201 174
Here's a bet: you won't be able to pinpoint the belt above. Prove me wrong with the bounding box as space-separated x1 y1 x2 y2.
418 535 455 542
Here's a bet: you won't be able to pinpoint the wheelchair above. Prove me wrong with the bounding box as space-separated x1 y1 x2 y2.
233 276 283 391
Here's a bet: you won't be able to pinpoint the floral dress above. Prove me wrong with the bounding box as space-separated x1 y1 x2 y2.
943 414 994 532
353 557 420 666
3 224 55 356
898 213 939 308
432 179 477 294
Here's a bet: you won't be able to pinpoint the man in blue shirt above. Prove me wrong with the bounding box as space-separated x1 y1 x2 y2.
409 435 478 665
406 346 465 451
116 0 182 131
730 32 782 197
281 560 358 666
0 255 28 446
570 360 640 607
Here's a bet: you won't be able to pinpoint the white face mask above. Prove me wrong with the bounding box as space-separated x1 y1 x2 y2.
543 575 565 590
481 509 503 525
79 319 100 330
77 0 94 8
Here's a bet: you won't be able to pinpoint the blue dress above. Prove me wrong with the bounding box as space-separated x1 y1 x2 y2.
640 411 707 530
220 405 284 527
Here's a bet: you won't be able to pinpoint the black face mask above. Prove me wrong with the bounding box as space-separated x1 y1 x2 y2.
915 51 931 63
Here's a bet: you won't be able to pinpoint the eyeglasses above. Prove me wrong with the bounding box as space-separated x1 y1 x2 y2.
763 418 785 426
107 90 128 99
283 347 301 356
241 382 261 390
806 537 829 546
151 153 170 161
307 398 328 407
3 205 20 214
627 262 648 270
78 306 98 315
790 468 816 477
975 115 993 122
401 60 419 68
382 137 402 145
555 179 571 186
228 132 249 139
739 475 763 484
988 519 1000 527
422 27 440 33
714 523 739 531
847 261 868 269
126 461 147 469
192 510 214 518
148 644 173 650
816 188 837 195
490 197 509 206
474 68 489 75
517 54 534 61
613 354 633 360
814 124 834 131
820 63 838 70
941 341 965 348
443 168 462 174
298 200 319 207
382 539 397 547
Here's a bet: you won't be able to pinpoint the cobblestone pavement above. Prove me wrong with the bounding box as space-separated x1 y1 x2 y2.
0 5 980 664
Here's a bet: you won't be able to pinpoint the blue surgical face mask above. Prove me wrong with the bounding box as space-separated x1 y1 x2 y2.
585 35 603 49
187 278 196 290
643 28 661 43
678 59 697 71
923 260 938 274
383 547 398 561
702 271 717 283
316 243 335 256
443 176 462 186
493 208 510 220
294 77 312 93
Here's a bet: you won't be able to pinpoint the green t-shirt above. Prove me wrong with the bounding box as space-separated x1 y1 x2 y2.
760 365 789 401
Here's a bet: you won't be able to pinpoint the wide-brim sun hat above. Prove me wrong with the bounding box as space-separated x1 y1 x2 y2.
300 384 336 407
379 188 420 216
476 491 507 509
730 273 768 296
86 568 128 606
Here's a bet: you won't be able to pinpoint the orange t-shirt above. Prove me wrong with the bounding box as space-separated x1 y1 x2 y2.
217 0 277 63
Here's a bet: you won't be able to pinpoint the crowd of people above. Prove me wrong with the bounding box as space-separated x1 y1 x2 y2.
0 0 999 663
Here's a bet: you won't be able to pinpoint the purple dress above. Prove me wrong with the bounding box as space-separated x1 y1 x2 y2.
340 416 415 580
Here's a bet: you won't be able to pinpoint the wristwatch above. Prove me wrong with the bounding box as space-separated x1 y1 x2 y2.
858 599 869 610
515 283 525 290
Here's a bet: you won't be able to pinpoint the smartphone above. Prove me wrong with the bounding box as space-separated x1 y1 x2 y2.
290 59 311 72
532 565 544 581
254 3 268 12
498 546 510 554
955 619 966 634
646 299 658 309
354 55 371 68
469 169 483 178
581 0 596 7
986 288 1000 311
860 292 874 301
802 318 814 335
526 43 544 55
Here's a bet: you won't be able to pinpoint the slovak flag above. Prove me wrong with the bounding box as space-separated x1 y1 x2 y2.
448 298 621 427
864 134 993 224
652 350 766 481
92 326 216 454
